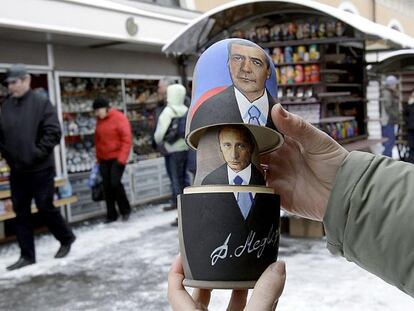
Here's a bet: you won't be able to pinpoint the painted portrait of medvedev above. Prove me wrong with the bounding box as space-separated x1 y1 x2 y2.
189 39 278 134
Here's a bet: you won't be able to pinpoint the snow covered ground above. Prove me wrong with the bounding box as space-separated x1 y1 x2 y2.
0 205 413 311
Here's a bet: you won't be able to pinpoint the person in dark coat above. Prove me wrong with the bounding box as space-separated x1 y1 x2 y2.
404 89 414 163
1 64 76 271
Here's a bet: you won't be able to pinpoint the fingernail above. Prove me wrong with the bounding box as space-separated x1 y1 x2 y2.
277 104 288 118
271 261 286 275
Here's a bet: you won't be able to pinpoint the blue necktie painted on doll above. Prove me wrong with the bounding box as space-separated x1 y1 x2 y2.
246 105 267 126
233 175 253 220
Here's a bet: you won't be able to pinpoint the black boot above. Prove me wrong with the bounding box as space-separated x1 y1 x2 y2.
6 257 35 271
55 236 76 259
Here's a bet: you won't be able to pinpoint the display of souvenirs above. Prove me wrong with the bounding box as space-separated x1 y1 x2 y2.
277 86 316 101
231 30 244 38
336 21 345 36
286 103 320 124
284 46 293 63
272 47 283 64
63 115 96 136
278 64 319 85
296 23 304 40
318 22 326 38
310 64 320 82
256 26 270 42
287 23 296 40
270 24 281 41
281 23 289 40
286 66 295 84
233 20 346 43
280 67 287 84
294 65 304 83
304 65 312 82
309 45 319 60
245 27 257 42
319 120 359 140
272 45 319 65
66 143 95 173
297 46 306 61
326 21 336 37
310 21 318 38
302 22 310 39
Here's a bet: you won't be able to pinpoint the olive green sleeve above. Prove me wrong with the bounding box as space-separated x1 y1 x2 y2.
324 151 414 297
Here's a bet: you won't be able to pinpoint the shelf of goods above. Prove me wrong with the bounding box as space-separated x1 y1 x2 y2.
59 77 171 222
125 79 161 162
232 17 367 145
61 77 124 175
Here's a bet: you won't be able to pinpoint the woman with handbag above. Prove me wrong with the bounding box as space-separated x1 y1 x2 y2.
93 98 132 223
154 84 189 226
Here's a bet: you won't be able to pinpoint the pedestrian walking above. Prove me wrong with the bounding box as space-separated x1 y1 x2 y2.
380 75 400 157
93 97 132 223
1 64 76 271
154 84 188 226
404 88 414 163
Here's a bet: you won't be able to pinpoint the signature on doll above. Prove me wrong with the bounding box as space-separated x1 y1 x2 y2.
210 225 279 266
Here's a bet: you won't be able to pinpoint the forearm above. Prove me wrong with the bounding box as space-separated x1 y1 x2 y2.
324 151 414 296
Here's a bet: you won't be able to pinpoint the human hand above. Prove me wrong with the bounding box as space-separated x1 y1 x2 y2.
263 104 349 221
168 255 286 311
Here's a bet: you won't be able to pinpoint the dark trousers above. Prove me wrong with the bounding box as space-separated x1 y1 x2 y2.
100 160 131 220
165 151 187 206
382 124 396 157
407 130 414 163
10 167 75 261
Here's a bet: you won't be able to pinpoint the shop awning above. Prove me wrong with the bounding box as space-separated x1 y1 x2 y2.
369 49 414 73
163 0 414 55
1 0 198 51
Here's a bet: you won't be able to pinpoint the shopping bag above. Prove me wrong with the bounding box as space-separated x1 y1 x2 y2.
89 163 104 202
91 181 104 202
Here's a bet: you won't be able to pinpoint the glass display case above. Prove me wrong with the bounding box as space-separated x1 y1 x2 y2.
125 79 161 161
57 75 173 221
60 77 123 174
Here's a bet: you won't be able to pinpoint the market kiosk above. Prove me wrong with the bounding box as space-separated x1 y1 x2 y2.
163 0 414 237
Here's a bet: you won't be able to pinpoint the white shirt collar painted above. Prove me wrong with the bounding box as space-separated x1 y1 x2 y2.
226 163 256 210
234 87 269 126
227 163 252 185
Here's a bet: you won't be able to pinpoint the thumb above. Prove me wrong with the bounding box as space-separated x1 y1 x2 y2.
272 103 331 152
245 261 286 311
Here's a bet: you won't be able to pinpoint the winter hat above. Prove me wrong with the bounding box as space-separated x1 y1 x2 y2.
385 75 398 87
5 64 28 82
92 98 109 110
167 84 186 107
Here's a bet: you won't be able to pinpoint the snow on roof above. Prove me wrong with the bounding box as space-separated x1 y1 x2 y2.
378 49 414 63
163 0 414 55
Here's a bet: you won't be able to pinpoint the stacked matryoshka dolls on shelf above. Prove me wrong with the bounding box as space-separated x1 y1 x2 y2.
177 38 285 289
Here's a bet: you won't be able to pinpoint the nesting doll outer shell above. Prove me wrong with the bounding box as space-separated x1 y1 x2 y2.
186 38 284 155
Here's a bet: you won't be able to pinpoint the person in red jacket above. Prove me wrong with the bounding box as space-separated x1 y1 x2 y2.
93 98 132 223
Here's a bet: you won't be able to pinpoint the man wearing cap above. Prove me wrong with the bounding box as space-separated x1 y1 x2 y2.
93 97 132 223
1 64 76 271
380 75 400 157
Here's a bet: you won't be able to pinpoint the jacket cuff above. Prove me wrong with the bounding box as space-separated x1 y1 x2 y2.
323 151 375 256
